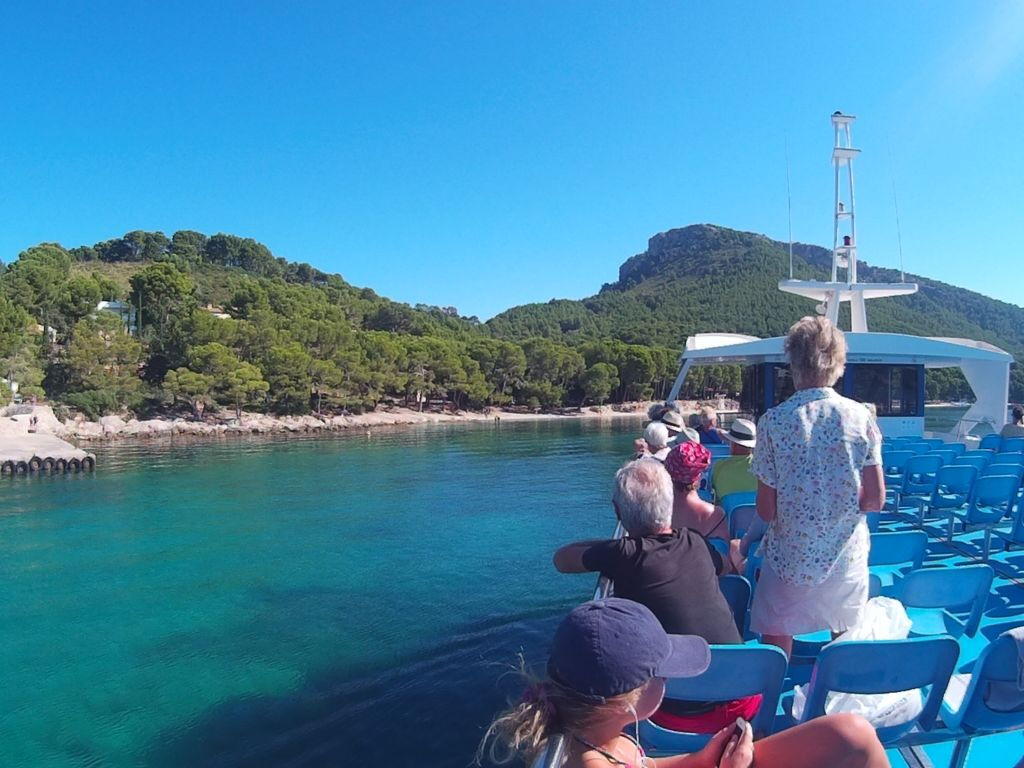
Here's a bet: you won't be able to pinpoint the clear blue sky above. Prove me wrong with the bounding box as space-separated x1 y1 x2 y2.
1 2 1022 320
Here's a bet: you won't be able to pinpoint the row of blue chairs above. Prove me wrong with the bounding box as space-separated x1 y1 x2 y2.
639 628 1022 763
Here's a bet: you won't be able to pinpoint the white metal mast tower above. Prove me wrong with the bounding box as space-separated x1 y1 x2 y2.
779 111 917 332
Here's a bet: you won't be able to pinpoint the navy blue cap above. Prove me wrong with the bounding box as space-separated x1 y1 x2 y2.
547 598 710 700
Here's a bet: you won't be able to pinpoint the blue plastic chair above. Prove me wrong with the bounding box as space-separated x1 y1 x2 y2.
947 443 967 457
788 636 960 745
729 504 757 539
927 449 957 466
962 449 995 464
718 574 751 637
992 451 1024 466
1001 437 1024 454
951 455 988 474
720 491 756 516
983 463 1024 483
706 444 732 460
979 434 1003 452
922 438 945 450
894 564 994 638
939 627 1024 768
869 531 928 592
639 644 789 754
905 442 932 455
947 474 1021 558
883 449 915 481
916 464 977 525
890 454 943 510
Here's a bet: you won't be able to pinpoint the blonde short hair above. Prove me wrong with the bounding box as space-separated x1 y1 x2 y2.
698 406 717 427
785 316 847 388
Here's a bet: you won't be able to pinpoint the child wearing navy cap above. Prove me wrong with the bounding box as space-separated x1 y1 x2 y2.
478 598 887 768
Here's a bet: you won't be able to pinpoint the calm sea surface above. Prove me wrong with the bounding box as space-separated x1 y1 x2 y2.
0 420 638 767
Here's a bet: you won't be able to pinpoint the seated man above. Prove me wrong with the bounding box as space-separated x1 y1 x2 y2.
553 459 758 731
711 417 758 500
1001 405 1024 439
697 406 726 445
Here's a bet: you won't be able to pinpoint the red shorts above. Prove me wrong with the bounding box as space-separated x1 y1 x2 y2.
649 694 762 733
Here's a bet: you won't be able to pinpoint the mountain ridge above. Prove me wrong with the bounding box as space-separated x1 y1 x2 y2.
487 223 1024 361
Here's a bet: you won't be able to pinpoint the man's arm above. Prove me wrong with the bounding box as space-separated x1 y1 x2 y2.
756 480 777 523
859 463 885 512
552 540 609 573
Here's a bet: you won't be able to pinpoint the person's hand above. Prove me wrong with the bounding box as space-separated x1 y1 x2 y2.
691 722 736 768
718 719 754 768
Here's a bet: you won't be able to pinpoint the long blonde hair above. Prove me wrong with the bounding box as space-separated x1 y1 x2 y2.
476 661 643 765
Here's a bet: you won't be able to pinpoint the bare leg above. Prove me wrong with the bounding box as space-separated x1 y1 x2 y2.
751 714 888 768
760 634 793 657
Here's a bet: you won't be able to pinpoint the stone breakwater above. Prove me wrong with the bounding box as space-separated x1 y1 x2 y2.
2 404 652 443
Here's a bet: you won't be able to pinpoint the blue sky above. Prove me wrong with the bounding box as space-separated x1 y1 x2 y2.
1 2 1022 320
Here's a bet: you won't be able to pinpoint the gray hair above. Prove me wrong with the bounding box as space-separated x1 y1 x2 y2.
785 315 847 388
613 460 674 536
643 421 669 450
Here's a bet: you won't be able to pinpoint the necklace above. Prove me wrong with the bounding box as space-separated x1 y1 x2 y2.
571 734 646 767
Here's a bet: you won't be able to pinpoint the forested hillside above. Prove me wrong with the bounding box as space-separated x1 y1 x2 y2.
0 231 684 418
0 225 1019 420
489 224 1024 401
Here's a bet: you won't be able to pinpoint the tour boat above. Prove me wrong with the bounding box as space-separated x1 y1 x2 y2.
532 114 1024 768
665 112 1013 442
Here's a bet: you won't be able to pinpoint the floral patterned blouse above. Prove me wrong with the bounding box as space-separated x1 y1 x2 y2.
751 387 882 586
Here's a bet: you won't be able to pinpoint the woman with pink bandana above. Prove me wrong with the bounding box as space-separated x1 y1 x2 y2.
664 441 728 540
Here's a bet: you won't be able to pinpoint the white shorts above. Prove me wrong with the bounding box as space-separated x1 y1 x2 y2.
749 557 868 636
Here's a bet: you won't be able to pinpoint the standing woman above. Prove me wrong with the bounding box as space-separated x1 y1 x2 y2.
749 317 885 656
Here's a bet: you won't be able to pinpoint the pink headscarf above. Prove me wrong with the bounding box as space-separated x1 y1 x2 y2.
663 441 711 485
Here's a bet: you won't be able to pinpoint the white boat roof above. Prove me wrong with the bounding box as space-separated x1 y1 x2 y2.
683 331 1013 368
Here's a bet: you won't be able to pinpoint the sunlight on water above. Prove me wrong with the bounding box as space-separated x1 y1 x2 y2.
0 421 638 767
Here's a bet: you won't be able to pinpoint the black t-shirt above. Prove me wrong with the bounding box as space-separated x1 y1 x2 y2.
580 530 741 645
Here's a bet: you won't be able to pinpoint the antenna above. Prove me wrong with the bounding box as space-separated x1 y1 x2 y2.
785 136 794 279
887 143 906 282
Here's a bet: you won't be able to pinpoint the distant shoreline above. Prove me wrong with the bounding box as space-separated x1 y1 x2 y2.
2 403 657 446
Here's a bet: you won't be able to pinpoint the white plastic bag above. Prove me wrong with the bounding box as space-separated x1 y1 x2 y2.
791 597 924 728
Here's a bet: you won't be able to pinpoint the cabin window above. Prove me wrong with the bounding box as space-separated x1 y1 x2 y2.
850 364 920 417
772 365 795 407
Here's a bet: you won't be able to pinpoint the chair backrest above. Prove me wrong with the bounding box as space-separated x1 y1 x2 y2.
983 463 1024 482
883 450 915 474
729 504 757 539
922 438 946 450
718 574 751 637
869 531 928 569
906 442 932 455
946 627 1024 734
896 564 995 637
935 464 978 496
979 434 1003 452
720 490 756 515
664 644 788 736
952 455 988 473
706 444 732 459
928 449 956 466
947 443 967 457
1001 437 1024 454
901 455 943 493
993 451 1024 465
970 474 1021 518
799 636 960 732
963 449 996 464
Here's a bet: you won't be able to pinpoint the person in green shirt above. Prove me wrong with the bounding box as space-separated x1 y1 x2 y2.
711 418 758 501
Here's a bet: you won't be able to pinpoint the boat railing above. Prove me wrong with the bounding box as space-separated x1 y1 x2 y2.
533 521 624 768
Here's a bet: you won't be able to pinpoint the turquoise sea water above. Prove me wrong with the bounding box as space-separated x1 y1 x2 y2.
0 421 638 767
